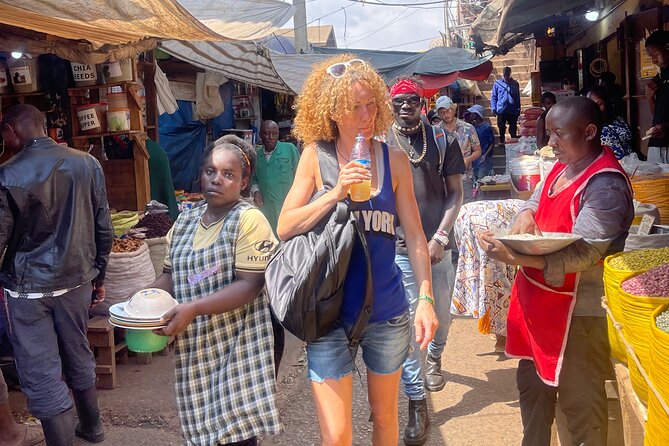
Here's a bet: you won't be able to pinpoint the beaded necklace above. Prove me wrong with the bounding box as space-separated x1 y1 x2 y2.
392 122 427 165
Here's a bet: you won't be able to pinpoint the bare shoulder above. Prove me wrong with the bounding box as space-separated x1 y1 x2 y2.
385 141 409 165
295 143 321 189
382 141 410 189
297 143 319 171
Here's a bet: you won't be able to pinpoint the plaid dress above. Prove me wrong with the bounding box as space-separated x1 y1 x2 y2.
170 201 281 445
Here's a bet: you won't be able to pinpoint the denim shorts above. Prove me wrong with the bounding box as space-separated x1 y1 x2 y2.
306 310 411 383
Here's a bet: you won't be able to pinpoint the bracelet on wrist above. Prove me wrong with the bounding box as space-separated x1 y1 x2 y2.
419 294 434 305
432 233 449 247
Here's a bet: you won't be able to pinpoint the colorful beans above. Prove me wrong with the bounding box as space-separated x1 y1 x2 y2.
622 264 669 297
656 309 669 334
136 212 173 239
608 247 669 271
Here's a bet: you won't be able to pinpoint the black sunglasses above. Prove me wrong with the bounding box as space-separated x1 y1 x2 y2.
391 96 422 107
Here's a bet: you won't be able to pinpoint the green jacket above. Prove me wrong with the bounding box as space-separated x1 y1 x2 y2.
251 141 300 232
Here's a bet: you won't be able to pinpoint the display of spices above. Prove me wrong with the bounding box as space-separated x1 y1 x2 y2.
621 264 669 297
136 212 173 239
657 308 669 334
608 247 669 271
112 237 144 253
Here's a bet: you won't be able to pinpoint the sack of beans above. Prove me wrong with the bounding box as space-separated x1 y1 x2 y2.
91 239 156 316
111 211 139 237
604 248 669 362
133 213 173 277
625 224 669 251
647 304 669 445
618 264 669 403
145 237 168 278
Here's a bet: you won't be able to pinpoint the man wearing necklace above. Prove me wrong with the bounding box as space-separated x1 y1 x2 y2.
387 77 465 446
436 96 481 202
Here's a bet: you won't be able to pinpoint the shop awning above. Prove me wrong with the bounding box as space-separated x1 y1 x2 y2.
302 46 493 96
470 0 619 52
0 0 294 47
159 41 493 95
159 40 295 95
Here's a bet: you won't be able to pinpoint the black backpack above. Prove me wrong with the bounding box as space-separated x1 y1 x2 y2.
265 141 373 345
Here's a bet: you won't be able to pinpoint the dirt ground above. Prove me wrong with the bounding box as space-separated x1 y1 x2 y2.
7 317 527 445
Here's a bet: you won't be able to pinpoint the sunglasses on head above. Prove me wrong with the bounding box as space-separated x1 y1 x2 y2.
326 59 366 78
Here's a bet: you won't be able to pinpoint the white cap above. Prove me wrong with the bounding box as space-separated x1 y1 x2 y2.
435 95 454 110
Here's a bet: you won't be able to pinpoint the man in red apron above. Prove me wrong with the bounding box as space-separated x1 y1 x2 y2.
479 97 633 446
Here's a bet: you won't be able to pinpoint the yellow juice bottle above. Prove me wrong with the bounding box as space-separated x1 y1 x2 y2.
349 132 371 202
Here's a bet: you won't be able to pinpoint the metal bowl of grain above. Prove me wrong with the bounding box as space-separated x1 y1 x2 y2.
494 232 583 255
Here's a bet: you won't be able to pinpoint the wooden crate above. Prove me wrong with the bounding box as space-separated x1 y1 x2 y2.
102 159 137 211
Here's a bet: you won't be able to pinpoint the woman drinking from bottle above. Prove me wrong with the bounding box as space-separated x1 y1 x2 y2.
277 55 438 445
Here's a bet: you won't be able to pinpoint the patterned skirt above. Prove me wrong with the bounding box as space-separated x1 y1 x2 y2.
451 200 525 336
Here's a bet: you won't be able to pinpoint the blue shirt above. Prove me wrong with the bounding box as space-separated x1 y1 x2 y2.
340 143 407 324
472 121 494 173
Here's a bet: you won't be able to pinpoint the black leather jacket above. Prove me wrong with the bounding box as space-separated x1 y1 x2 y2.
0 137 113 292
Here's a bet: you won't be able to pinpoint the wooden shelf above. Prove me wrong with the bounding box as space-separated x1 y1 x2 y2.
0 91 44 98
68 81 140 93
71 130 143 140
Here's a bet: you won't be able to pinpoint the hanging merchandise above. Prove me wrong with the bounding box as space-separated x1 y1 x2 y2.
0 63 9 94
7 54 39 93
100 59 134 83
70 62 102 87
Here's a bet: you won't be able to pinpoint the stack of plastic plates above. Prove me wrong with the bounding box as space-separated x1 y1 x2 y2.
109 302 168 330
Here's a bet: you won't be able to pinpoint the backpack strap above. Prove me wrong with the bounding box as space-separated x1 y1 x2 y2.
315 140 374 350
431 125 450 175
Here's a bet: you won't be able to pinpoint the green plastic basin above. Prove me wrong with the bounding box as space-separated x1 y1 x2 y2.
125 329 169 353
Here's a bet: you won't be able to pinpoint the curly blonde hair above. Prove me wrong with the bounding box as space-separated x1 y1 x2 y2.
293 54 393 145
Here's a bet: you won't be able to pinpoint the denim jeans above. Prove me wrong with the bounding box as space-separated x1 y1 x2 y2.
3 286 96 419
396 252 455 400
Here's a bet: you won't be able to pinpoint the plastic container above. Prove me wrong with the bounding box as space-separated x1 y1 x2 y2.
349 132 371 202
106 91 128 109
100 59 133 83
618 280 669 404
125 329 169 353
7 55 39 93
106 108 131 131
647 304 669 446
76 103 107 134
70 62 102 87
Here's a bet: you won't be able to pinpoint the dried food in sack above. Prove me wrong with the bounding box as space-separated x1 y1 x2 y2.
136 213 173 238
112 237 144 253
621 264 669 296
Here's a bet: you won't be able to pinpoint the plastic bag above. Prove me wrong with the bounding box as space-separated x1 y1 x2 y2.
620 153 663 177
145 200 169 215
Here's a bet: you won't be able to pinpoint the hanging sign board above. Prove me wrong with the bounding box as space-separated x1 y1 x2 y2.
640 40 659 79
71 63 98 82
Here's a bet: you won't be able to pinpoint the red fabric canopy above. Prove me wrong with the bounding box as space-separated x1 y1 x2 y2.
418 60 493 97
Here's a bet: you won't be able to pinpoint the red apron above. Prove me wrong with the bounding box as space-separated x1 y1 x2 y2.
506 147 629 386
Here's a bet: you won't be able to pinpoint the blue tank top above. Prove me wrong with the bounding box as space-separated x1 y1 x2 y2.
340 143 408 324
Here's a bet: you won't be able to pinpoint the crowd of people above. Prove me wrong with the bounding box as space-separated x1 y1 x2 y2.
0 29 668 446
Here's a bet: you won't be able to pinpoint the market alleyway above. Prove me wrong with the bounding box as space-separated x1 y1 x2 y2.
8 318 523 445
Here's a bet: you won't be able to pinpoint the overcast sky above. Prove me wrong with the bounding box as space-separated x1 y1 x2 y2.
282 0 448 52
